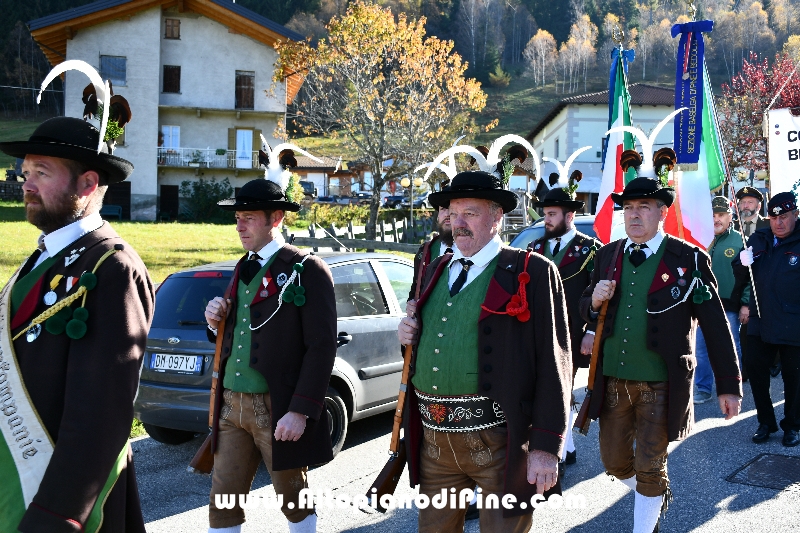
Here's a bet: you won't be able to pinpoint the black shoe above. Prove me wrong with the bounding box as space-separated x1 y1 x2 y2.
752 423 778 443
558 461 565 481
464 502 480 521
565 450 577 465
783 429 800 447
770 362 782 377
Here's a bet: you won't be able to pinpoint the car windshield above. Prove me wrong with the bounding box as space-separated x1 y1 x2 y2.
152 273 231 329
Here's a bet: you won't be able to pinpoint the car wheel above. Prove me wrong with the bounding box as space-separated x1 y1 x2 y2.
325 386 349 458
142 423 197 445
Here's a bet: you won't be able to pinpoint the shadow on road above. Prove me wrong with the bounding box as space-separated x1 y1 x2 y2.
135 411 396 523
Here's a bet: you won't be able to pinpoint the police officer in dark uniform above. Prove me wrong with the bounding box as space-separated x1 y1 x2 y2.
735 191 800 447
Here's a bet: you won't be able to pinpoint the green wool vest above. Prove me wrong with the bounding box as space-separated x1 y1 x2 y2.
412 256 498 396
223 255 277 393
543 237 570 266
602 241 669 382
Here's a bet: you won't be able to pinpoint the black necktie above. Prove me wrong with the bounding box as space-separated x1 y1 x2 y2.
450 259 473 297
552 237 561 256
744 221 752 237
240 253 263 285
629 243 648 267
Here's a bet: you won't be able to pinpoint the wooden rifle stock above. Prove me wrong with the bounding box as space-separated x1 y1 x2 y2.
187 276 235 475
575 239 624 436
367 240 435 510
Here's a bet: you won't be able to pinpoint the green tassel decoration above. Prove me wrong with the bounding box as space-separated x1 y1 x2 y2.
73 307 89 322
293 295 306 306
46 317 66 335
66 319 87 340
293 263 305 273
79 272 98 290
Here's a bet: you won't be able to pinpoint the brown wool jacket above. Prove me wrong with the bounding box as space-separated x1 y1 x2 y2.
579 235 742 442
530 231 601 369
403 246 572 517
10 223 154 533
208 245 337 470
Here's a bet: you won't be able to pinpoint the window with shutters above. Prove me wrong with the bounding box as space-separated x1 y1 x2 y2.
100 56 126 86
165 18 180 39
235 71 255 110
163 65 181 93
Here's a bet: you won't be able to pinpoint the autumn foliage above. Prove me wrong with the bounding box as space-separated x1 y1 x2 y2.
274 1 488 240
718 52 800 173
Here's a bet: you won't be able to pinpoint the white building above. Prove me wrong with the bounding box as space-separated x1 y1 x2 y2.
30 0 304 220
524 84 676 212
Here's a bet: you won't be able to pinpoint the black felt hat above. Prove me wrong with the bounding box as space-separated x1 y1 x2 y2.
0 117 133 184
735 186 764 203
534 187 585 211
427 171 518 213
429 179 451 210
217 178 301 212
610 177 676 207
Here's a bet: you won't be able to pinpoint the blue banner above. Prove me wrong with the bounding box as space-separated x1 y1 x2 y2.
672 20 713 166
602 47 635 171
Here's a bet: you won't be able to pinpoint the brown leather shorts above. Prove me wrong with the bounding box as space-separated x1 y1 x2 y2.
598 378 670 498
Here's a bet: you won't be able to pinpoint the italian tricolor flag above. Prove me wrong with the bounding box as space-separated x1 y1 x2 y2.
663 61 725 248
594 50 635 244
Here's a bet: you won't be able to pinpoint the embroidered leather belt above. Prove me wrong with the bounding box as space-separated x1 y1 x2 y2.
416 390 506 432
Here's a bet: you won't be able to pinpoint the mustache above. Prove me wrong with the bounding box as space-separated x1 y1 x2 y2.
24 192 42 204
453 228 474 238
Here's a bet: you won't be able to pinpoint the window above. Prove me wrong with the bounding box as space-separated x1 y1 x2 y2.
165 18 180 39
379 261 414 313
331 263 387 317
235 70 255 110
100 55 126 86
161 126 180 149
163 65 181 93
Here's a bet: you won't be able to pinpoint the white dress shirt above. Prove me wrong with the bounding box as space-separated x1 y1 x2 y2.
624 230 665 259
448 234 502 291
549 227 576 254
248 234 285 266
33 212 104 269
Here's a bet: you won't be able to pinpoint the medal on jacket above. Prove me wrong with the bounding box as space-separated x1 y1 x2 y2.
261 276 271 298
65 276 78 292
276 272 288 286
64 247 85 267
26 323 41 343
43 274 64 306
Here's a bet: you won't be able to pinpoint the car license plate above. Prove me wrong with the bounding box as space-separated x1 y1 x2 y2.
151 353 203 374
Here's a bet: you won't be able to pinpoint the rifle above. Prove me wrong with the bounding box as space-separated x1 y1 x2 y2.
188 276 236 474
576 239 624 435
367 240 435 511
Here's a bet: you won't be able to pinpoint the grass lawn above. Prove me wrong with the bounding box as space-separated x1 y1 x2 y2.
0 118 46 169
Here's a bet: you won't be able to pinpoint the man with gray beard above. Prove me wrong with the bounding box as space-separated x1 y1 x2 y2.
409 193 456 301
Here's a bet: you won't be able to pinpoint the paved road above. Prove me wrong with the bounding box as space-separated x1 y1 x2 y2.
139 369 800 532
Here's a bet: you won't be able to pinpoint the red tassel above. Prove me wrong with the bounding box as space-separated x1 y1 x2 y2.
481 253 531 322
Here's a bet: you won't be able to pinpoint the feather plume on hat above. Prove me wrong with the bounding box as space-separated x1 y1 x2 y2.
542 145 592 194
259 134 321 191
605 108 685 179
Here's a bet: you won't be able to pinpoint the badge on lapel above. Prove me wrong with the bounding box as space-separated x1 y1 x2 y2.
790 256 798 266
724 248 736 258
671 286 680 299
64 247 85 267
276 272 288 286
26 323 42 343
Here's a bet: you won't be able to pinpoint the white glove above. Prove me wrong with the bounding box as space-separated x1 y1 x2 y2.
740 246 754 267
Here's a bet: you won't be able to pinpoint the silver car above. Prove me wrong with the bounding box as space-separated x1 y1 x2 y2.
134 252 413 458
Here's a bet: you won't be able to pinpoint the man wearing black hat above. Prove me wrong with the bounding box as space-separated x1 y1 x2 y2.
397 170 571 532
580 177 741 533
408 186 455 301
203 177 337 533
529 184 600 469
0 117 154 533
735 191 800 447
734 186 769 239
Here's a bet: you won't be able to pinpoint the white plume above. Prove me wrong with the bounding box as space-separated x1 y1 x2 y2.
37 60 110 154
413 135 466 179
605 107 686 178
421 145 492 181
487 134 542 182
259 134 322 191
542 145 593 187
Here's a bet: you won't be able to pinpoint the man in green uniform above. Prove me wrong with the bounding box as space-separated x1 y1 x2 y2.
694 196 749 403
204 178 337 533
0 117 154 533
409 190 455 300
580 178 742 533
529 186 601 468
398 170 572 532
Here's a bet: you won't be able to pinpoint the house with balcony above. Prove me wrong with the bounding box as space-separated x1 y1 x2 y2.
29 0 304 220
